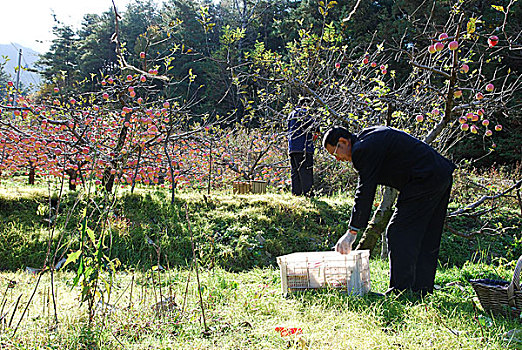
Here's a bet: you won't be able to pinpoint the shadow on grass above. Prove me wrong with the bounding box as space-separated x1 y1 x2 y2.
285 286 522 339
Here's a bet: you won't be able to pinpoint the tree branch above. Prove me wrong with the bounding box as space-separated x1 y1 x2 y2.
410 61 451 79
448 179 522 217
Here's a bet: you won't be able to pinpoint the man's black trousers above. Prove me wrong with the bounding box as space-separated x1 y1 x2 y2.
290 152 313 196
386 176 453 294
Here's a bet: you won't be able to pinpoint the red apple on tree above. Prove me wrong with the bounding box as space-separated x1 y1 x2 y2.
448 41 459 50
488 35 499 48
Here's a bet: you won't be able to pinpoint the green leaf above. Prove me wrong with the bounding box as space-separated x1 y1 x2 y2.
72 258 84 287
96 237 104 262
327 1 337 9
467 18 476 34
86 227 96 244
62 250 82 269
101 276 111 295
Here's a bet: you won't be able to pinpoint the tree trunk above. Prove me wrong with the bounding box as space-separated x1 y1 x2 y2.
103 108 132 193
355 186 398 254
28 166 35 185
103 168 115 193
163 134 176 204
131 146 142 194
66 169 78 191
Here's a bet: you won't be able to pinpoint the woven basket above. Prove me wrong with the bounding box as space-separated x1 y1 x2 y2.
470 255 522 318
232 181 251 194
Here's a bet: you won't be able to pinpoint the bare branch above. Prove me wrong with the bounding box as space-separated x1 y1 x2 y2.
410 61 451 79
445 222 511 239
449 179 522 217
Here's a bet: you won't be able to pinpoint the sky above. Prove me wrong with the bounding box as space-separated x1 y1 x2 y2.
0 0 160 53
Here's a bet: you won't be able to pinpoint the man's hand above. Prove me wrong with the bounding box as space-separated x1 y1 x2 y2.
334 230 358 255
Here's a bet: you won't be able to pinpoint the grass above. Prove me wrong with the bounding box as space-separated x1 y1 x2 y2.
0 259 521 349
1 175 520 272
0 177 356 271
1 174 521 348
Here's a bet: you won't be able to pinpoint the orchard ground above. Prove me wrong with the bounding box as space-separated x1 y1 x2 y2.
0 171 521 349
1 260 522 349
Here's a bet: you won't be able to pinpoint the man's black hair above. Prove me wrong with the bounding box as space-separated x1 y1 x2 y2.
297 96 313 106
322 126 354 148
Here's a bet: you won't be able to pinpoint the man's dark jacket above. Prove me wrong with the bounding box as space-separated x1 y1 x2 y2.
349 126 455 230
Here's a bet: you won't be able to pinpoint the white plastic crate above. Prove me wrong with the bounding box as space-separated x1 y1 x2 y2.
276 250 371 295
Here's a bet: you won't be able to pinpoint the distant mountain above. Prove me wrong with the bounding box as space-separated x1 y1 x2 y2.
0 43 42 91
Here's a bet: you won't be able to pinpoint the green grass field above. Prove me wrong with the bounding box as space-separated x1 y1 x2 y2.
1 176 521 349
0 260 521 349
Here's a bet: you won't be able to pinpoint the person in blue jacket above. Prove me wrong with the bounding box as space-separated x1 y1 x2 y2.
322 125 455 295
287 98 318 196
